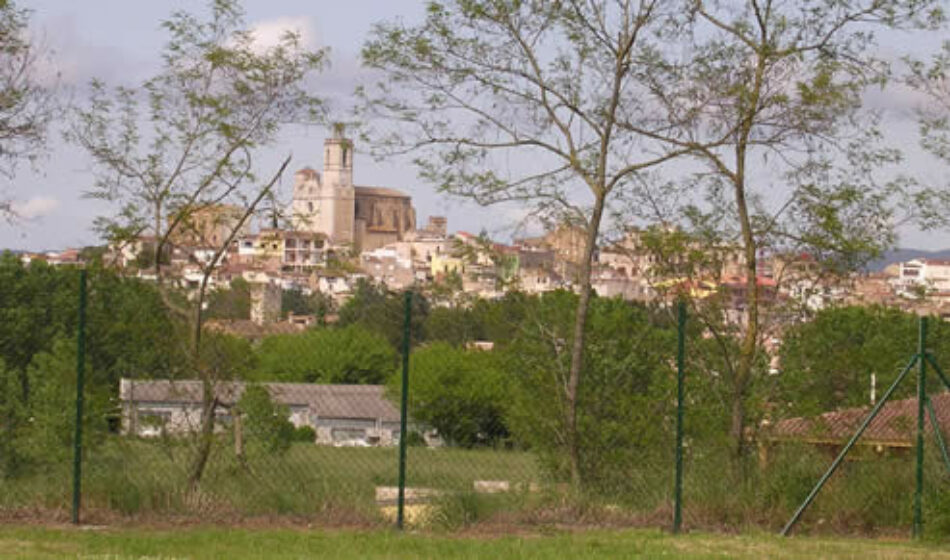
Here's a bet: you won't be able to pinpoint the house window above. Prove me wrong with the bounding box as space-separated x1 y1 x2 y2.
331 427 366 443
137 410 171 437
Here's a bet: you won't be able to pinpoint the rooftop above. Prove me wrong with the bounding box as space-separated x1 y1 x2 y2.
120 379 399 422
355 185 411 199
767 391 950 448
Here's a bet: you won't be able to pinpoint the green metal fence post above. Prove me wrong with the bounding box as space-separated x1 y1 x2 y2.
914 316 927 539
71 269 88 525
781 353 920 536
925 397 950 476
925 353 950 392
396 290 412 530
673 300 686 534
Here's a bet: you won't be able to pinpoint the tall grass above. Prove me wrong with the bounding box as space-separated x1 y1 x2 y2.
1 435 541 524
3 434 949 537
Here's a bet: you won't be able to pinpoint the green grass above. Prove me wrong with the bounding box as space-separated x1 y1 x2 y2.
5 437 950 537
1 526 949 559
0 439 542 523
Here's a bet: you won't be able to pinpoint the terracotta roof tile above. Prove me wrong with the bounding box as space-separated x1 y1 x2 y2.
767 391 950 447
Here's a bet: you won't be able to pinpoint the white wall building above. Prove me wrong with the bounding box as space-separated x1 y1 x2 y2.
894 258 950 297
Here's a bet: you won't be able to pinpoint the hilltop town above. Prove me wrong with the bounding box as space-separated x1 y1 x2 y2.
14 130 950 339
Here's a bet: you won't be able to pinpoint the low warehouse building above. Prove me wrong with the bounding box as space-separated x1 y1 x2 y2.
119 379 404 446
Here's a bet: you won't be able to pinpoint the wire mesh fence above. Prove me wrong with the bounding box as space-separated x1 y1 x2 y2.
3 259 950 538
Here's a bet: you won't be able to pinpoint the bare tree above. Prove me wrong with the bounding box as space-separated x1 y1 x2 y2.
0 0 55 219
67 0 326 488
360 0 701 488
625 0 942 457
68 0 325 279
907 40 950 225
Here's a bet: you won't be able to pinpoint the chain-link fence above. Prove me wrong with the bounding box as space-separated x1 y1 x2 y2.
3 262 950 538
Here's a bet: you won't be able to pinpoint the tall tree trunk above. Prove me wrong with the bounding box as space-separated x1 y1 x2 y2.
187 389 217 491
184 156 290 490
154 202 163 280
729 42 766 460
186 298 215 492
565 192 607 489
731 159 759 460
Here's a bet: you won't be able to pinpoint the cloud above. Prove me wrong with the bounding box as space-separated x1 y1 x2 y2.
11 196 60 220
862 80 931 119
249 16 320 51
30 15 143 88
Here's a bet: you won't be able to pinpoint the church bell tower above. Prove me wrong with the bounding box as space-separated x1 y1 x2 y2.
289 124 356 245
320 125 355 244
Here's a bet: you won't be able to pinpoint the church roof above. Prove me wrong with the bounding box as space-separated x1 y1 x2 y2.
355 185 411 199
295 167 320 180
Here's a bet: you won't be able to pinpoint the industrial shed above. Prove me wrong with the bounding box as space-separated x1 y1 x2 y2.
119 379 403 446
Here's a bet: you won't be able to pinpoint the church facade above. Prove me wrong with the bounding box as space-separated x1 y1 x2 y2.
291 131 416 251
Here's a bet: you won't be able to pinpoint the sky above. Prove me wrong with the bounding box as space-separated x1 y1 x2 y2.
1 0 521 251
1 1 948 252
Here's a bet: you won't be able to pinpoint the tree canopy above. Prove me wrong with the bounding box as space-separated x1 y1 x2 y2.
68 0 326 268
255 325 397 384
0 0 54 218
390 342 509 448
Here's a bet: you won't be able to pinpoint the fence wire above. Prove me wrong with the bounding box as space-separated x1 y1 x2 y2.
3 261 950 538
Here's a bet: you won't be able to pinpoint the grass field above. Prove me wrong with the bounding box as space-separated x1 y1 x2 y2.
4 438 950 536
1 440 543 523
1 526 949 559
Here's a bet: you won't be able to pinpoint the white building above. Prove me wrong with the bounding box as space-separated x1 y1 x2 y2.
894 258 950 298
361 246 414 290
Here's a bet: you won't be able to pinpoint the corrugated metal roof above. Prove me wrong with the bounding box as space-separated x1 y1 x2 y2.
120 379 399 422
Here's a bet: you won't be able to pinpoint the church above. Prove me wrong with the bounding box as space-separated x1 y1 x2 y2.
290 129 416 252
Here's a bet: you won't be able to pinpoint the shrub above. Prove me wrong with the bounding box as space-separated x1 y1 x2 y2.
293 425 316 443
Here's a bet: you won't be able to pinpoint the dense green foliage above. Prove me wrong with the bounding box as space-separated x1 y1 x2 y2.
281 286 333 322
389 343 509 448
337 279 428 348
255 325 397 383
0 253 239 477
237 385 294 454
501 293 679 494
0 253 183 396
777 305 950 418
205 277 251 321
4 250 950 534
